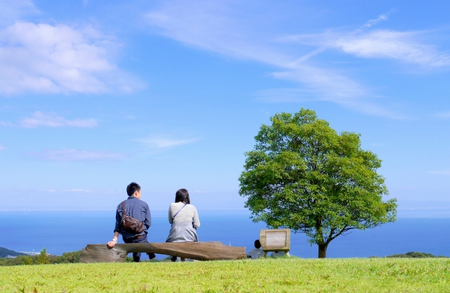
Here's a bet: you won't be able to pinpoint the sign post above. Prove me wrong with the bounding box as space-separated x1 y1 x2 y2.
259 229 291 257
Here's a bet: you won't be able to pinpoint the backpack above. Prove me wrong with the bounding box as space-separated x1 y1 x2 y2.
121 201 145 233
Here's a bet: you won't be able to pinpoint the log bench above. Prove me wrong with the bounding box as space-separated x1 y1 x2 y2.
79 241 246 263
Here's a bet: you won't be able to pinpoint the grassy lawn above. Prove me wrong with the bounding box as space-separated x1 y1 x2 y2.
1 257 449 292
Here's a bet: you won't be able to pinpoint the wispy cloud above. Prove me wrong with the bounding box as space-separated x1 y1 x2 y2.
145 2 448 119
145 1 291 67
33 148 126 161
19 111 97 128
64 188 116 194
0 143 5 150
286 10 395 66
68 188 92 192
255 88 313 103
39 189 56 192
360 10 396 29
430 170 450 176
328 30 450 67
270 66 407 119
434 111 450 119
143 2 419 119
35 188 116 194
0 20 144 95
282 29 450 68
0 121 14 127
138 136 199 149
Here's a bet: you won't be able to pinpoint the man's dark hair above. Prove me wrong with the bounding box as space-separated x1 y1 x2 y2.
127 182 141 196
254 239 261 249
175 188 190 204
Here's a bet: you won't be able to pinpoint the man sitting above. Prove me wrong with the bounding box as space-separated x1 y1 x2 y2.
247 239 264 259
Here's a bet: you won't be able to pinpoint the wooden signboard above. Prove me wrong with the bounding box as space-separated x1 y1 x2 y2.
259 229 291 257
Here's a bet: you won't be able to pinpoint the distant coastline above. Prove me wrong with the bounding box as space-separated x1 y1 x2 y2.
0 247 27 258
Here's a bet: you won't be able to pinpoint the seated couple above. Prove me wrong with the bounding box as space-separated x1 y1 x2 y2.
107 183 200 262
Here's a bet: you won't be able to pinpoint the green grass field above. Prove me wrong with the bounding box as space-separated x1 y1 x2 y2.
1 258 449 292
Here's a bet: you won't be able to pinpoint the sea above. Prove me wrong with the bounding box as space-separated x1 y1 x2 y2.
1 210 449 260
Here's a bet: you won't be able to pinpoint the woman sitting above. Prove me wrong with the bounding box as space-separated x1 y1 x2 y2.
166 188 200 261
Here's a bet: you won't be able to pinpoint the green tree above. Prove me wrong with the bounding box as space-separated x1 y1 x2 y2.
386 252 447 258
55 251 81 264
22 255 34 265
36 248 50 264
239 108 397 258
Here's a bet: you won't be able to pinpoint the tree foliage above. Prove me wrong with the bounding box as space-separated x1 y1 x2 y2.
54 251 81 264
386 252 448 258
239 108 397 258
36 248 50 264
0 250 81 266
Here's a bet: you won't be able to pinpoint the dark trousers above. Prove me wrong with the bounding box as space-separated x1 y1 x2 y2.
123 234 148 262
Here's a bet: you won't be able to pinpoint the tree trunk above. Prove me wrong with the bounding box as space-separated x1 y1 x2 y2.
318 243 328 258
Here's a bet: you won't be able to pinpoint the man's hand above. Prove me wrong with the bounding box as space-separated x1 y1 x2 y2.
107 239 117 248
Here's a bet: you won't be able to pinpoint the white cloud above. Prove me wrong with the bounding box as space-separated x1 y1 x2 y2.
139 136 199 149
285 29 450 68
0 143 5 150
329 30 450 67
19 111 97 128
0 21 144 95
284 11 394 66
33 148 126 161
0 0 39 26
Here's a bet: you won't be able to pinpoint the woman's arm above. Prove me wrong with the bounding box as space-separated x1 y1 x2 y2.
192 206 200 228
168 205 173 224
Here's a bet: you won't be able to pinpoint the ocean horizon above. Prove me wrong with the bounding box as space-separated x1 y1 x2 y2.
1 210 449 260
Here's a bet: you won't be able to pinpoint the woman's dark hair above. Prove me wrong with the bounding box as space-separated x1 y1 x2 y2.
127 182 141 196
175 188 190 204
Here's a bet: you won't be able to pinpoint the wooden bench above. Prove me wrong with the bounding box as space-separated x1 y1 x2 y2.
259 229 291 257
79 241 246 263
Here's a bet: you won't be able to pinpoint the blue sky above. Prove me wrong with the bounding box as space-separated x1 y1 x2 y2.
1 0 449 217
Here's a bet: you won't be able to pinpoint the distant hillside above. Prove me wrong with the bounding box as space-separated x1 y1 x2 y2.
0 247 26 258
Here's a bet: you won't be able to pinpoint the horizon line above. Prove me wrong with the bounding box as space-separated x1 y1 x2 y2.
0 208 249 212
